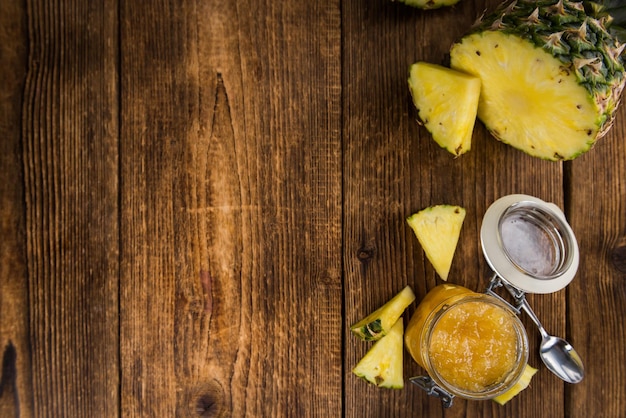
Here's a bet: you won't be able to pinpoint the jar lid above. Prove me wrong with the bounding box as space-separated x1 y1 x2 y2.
480 194 579 294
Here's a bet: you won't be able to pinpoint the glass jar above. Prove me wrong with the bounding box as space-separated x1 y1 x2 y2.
405 284 529 400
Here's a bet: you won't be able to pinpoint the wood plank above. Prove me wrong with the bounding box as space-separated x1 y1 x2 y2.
567 105 626 417
17 0 120 416
4 1 625 417
0 1 32 417
342 1 565 416
119 1 342 416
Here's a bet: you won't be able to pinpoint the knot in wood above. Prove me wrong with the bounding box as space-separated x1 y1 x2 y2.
189 379 225 417
356 245 376 262
611 242 626 274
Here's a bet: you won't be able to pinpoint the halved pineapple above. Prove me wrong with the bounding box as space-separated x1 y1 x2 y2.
407 205 466 281
352 320 405 389
408 62 481 157
450 0 626 160
398 0 461 9
350 285 416 341
493 364 538 405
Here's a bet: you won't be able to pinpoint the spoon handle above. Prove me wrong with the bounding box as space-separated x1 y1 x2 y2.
518 298 551 341
499 279 552 341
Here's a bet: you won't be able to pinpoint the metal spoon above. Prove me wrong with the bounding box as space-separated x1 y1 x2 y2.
518 297 585 384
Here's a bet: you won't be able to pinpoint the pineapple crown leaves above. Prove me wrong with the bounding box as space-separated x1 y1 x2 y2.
585 0 626 44
474 1 624 54
470 0 625 92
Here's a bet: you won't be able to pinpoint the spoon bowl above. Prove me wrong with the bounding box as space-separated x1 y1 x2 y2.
519 298 584 384
538 334 584 384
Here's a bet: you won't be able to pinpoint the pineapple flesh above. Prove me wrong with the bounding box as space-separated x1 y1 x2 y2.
450 0 626 161
493 364 538 405
408 62 481 157
350 285 416 341
352 320 405 389
407 205 466 281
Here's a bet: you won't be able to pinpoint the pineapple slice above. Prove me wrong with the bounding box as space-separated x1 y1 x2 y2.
407 205 466 281
398 0 461 9
449 0 626 160
493 364 538 405
408 62 480 157
350 285 416 341
352 320 405 389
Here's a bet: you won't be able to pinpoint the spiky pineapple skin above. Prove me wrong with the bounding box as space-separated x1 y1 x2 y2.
450 0 626 160
350 285 416 341
352 320 405 389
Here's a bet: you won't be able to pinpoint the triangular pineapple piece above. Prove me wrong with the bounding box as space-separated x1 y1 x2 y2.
408 62 480 156
407 205 466 280
352 320 404 389
350 286 415 341
493 364 538 405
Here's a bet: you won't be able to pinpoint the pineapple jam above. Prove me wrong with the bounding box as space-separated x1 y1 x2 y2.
405 284 528 399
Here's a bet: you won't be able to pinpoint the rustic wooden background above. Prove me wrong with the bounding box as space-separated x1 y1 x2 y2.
1 0 625 417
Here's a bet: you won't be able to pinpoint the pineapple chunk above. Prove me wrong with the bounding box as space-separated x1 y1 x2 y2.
398 0 461 9
493 364 538 405
408 62 480 157
350 285 416 341
407 205 465 281
352 320 404 389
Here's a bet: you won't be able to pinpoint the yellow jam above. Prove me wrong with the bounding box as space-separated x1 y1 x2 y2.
405 284 473 367
428 299 518 392
405 284 526 398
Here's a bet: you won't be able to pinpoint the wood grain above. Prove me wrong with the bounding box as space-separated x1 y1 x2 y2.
119 1 342 416
0 1 31 417
567 104 626 418
1 0 625 417
16 0 120 417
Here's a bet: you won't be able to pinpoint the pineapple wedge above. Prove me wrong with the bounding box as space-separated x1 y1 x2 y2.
493 364 538 405
350 285 416 341
450 0 626 160
407 205 466 281
408 62 480 157
352 320 405 389
398 0 461 9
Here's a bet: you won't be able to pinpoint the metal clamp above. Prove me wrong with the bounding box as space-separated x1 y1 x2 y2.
485 273 526 313
409 376 454 408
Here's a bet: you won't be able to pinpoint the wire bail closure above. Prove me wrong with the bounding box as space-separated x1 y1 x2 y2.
486 273 526 313
409 376 455 408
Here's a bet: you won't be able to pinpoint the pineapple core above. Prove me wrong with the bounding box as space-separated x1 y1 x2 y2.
408 62 481 156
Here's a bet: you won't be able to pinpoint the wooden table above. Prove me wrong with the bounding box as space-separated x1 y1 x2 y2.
1 0 625 417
